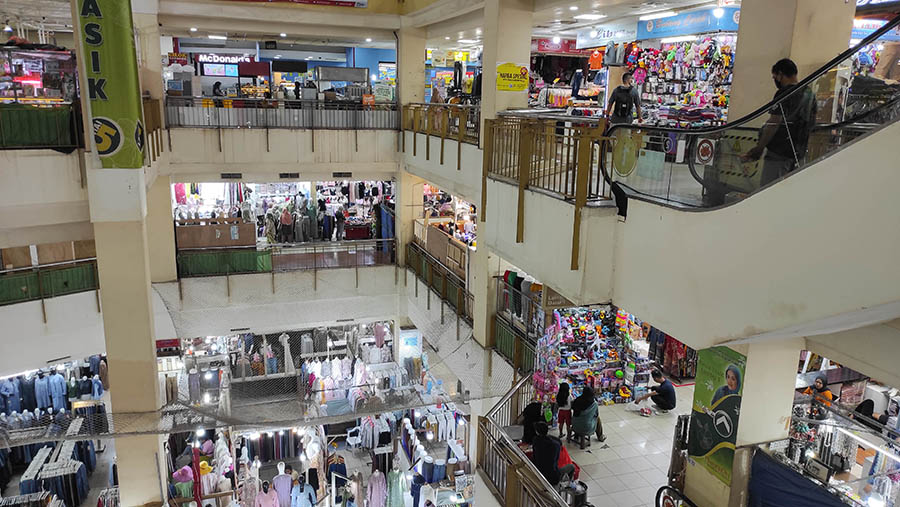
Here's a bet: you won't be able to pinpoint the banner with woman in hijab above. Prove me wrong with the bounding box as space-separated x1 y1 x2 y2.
687 346 746 485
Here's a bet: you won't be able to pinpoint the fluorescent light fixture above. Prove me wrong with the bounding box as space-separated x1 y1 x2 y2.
552 36 562 44
208 34 228 40
574 13 606 20
476 28 482 35
712 7 724 18
445 36 450 40
569 5 578 10
189 27 198 32
365 37 372 42
195 428 205 436
836 427 900 464
274 55 282 59
660 35 698 43
639 10 676 21
458 39 478 44
280 32 287 37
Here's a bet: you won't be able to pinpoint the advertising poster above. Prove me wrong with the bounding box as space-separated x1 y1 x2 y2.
687 346 746 485
496 62 529 91
78 0 145 168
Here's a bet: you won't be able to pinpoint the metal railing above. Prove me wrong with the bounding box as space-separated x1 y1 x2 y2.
482 113 611 271
477 374 567 507
165 97 399 130
0 259 99 321
401 103 481 170
142 97 164 163
406 240 473 323
0 101 83 151
176 239 397 279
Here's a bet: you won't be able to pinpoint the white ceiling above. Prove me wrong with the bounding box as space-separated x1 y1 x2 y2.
0 0 72 32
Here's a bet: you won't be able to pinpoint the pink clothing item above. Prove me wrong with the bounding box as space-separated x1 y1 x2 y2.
201 439 214 455
173 465 194 483
255 488 279 507
272 474 292 507
375 323 386 347
367 471 388 507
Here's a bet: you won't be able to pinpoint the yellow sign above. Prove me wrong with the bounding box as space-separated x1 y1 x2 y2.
496 62 529 91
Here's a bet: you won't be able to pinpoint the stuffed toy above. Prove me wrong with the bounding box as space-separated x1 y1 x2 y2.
676 44 685 64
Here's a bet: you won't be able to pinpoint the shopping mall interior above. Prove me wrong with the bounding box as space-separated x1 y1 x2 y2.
0 0 899 506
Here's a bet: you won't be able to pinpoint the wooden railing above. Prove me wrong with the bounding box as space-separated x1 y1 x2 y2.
483 113 611 270
143 97 163 163
401 103 480 170
477 375 568 507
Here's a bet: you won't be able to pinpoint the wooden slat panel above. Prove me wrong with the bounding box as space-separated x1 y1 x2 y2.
1 246 32 269
36 242 74 265
74 240 96 259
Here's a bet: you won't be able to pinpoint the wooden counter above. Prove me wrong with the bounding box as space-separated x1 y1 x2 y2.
175 218 257 249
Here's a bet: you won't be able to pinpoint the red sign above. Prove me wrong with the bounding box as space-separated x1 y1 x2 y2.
532 38 591 56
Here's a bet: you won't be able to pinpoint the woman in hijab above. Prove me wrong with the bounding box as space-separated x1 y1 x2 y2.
711 365 742 405
853 400 881 431
571 387 605 448
802 373 834 420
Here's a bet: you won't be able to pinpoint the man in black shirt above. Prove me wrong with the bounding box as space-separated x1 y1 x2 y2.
635 370 677 412
605 72 642 125
531 422 575 486
742 58 817 187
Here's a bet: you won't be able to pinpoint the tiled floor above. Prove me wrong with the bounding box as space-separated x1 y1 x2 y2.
561 383 695 507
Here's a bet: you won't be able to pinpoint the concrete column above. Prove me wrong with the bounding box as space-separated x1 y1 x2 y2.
683 339 804 507
397 25 426 105
480 0 534 120
470 246 498 348
396 169 424 265
728 0 855 119
146 175 177 282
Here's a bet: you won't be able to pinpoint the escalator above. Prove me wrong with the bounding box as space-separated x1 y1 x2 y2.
602 14 900 208
598 14 900 352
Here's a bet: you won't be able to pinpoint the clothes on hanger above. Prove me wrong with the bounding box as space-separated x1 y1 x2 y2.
366 470 387 507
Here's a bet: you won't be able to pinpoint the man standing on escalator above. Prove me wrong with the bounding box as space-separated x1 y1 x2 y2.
742 58 817 187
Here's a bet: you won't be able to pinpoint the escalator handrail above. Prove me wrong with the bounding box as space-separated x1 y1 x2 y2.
604 14 900 139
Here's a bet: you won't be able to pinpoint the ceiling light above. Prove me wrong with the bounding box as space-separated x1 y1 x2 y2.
458 39 478 44
660 35 698 43
639 10 676 21
574 13 606 20
275 55 282 59
476 28 482 35
280 32 287 37
189 27 198 32
589 30 598 38
712 7 724 18
569 5 578 10
366 37 372 42
445 36 450 40
208 34 228 40
552 36 561 44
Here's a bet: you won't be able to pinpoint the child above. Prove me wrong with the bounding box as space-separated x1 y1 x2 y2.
556 382 572 440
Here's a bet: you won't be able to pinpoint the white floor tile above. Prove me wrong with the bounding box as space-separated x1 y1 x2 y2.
582 463 615 480
606 489 643 507
594 447 622 463
605 458 635 474
587 493 612 506
595 475 629 494
638 467 667 485
628 455 657 472
617 471 650 490
632 485 660 504
612 444 641 459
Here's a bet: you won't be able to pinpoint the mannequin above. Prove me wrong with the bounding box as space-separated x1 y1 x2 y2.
290 473 316 507
188 368 201 404
386 458 407 507
34 372 50 410
255 480 278 507
240 461 261 507
280 333 295 375
68 376 78 401
272 462 292 507
79 375 92 400
92 375 103 400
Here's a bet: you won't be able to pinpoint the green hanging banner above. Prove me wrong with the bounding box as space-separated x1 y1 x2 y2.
78 0 145 168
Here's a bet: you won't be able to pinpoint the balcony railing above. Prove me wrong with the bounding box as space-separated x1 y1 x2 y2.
0 259 99 320
482 112 611 270
0 101 83 151
477 375 568 507
175 239 397 279
142 97 164 163
401 103 481 170
406 240 473 324
165 97 399 130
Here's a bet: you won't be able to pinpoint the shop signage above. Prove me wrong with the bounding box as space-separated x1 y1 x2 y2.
636 6 740 41
576 21 638 49
223 0 368 7
168 52 188 66
856 0 900 10
687 346 747 485
496 62 529 92
427 50 470 68
852 18 900 42
197 53 252 64
78 0 145 168
532 38 591 55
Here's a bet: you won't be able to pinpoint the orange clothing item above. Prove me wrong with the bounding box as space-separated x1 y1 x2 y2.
589 50 604 70
803 387 833 406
